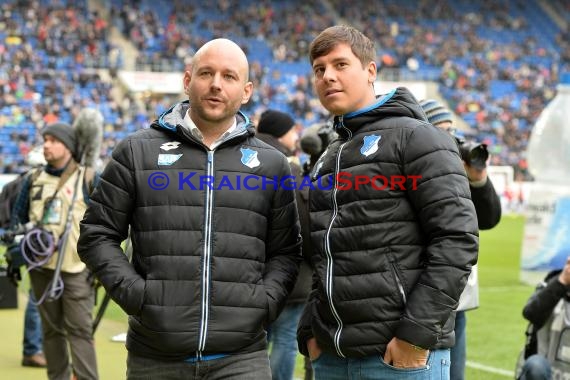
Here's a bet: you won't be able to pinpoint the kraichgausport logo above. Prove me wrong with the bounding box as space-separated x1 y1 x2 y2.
146 171 422 191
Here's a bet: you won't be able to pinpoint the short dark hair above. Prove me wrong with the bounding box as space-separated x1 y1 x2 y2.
309 25 376 68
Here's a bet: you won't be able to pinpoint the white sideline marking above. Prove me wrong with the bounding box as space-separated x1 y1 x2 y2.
466 360 515 377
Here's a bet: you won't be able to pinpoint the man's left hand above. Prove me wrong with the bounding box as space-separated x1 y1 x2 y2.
383 337 429 368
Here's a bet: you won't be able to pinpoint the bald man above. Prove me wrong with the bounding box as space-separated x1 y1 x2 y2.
78 38 302 379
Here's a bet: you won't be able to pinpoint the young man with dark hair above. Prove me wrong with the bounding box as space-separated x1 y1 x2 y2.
297 25 479 380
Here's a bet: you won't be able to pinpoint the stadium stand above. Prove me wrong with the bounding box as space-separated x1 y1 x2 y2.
0 0 568 181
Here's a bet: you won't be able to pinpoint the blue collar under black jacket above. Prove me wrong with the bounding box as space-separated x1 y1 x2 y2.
297 87 479 358
78 101 302 360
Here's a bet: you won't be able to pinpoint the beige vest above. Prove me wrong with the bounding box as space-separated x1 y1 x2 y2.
29 167 87 273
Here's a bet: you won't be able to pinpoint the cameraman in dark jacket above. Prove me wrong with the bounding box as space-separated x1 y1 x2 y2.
420 99 502 380
78 39 301 379
297 25 478 379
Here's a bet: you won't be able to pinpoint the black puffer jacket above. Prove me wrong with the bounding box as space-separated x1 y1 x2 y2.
78 101 301 360
297 88 479 358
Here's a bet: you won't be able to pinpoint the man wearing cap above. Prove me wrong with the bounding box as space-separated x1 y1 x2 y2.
10 122 99 380
420 99 502 380
256 109 313 380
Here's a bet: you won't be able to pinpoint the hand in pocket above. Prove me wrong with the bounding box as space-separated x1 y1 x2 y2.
307 337 322 361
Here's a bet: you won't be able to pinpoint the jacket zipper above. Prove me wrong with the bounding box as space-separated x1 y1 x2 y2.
389 259 407 305
197 150 215 359
323 116 352 358
193 128 249 359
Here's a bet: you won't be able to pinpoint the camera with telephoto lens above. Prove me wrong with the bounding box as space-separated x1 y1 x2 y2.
0 223 34 245
1 228 20 245
300 121 338 176
449 130 489 169
316 122 336 150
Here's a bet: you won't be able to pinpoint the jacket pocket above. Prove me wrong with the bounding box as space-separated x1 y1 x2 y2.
388 254 407 306
258 281 271 327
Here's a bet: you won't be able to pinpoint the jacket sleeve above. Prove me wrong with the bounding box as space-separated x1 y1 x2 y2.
523 271 566 329
396 124 479 349
470 177 502 230
77 138 145 316
263 156 302 325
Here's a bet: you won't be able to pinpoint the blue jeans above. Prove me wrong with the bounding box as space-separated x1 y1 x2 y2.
312 349 450 380
518 355 551 380
127 349 271 379
450 310 466 380
23 290 43 356
269 303 304 380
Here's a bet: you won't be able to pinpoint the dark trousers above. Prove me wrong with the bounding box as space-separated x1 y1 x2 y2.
30 268 98 380
127 349 272 380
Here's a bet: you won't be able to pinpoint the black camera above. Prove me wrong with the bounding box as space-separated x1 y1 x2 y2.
316 122 337 150
1 229 18 245
300 122 338 176
0 222 34 245
449 130 489 169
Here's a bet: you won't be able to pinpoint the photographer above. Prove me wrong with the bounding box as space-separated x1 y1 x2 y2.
10 121 100 379
420 99 502 380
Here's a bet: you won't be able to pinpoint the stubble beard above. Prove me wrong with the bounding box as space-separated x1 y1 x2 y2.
193 98 241 126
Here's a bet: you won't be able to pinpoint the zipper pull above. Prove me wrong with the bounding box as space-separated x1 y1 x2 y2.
336 116 352 139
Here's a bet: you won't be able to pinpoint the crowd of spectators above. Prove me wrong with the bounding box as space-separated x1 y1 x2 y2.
0 0 121 171
331 0 567 180
110 0 333 127
111 0 335 70
108 0 569 180
0 0 568 182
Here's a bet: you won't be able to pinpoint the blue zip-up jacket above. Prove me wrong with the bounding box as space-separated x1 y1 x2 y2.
297 88 479 358
78 101 302 360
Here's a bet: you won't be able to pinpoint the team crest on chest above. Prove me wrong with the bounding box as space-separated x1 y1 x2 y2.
158 154 183 166
360 135 381 157
240 148 260 168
